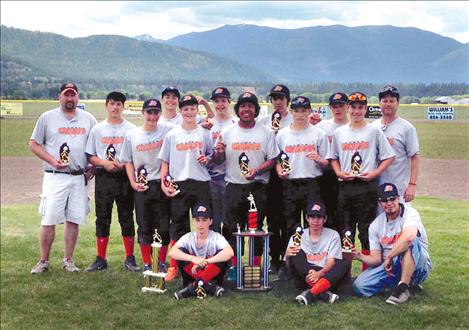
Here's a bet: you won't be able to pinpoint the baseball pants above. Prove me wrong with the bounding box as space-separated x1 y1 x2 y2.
266 168 286 268
320 169 339 231
209 176 227 233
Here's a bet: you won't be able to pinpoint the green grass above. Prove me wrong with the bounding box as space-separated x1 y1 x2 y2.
1 197 468 329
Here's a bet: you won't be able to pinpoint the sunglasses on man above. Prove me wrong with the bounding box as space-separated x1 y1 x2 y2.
348 93 367 102
379 196 398 203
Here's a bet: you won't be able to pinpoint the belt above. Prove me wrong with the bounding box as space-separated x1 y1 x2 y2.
45 169 84 176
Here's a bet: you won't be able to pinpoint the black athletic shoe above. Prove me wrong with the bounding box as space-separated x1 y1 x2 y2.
85 256 107 272
318 291 340 304
296 289 315 306
124 255 141 272
204 281 225 297
143 264 152 272
174 283 196 300
386 282 410 305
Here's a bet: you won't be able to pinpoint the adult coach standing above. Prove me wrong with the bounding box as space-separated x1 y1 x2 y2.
372 85 420 202
30 82 97 274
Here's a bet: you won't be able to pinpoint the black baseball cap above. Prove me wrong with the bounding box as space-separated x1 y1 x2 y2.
329 92 348 105
211 87 231 100
142 98 162 111
348 92 367 105
377 183 399 201
179 94 199 108
305 200 327 218
106 91 126 104
379 85 400 101
192 202 212 218
161 86 181 99
60 82 78 95
290 96 311 110
269 84 290 100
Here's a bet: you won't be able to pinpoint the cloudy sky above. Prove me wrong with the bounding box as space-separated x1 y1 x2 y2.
2 1 468 43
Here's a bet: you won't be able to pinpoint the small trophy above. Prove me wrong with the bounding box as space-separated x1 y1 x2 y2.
136 166 148 188
292 226 303 247
106 144 116 161
195 280 207 300
271 111 281 132
164 175 180 195
279 151 291 174
59 142 70 165
351 151 362 176
142 229 167 293
247 193 257 233
342 230 355 254
239 152 250 176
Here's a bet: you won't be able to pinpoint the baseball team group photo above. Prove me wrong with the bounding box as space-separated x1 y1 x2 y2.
1 1 468 329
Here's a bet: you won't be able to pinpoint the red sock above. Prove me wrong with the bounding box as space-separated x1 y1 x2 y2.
200 264 221 283
361 249 370 271
253 256 262 267
310 278 331 296
231 256 237 267
159 245 168 263
97 237 109 259
122 236 134 257
169 240 178 268
140 244 152 265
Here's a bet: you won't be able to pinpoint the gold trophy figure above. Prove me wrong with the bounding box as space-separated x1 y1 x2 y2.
292 226 303 247
195 280 207 300
342 230 355 254
271 111 281 132
351 151 362 176
136 166 148 188
59 143 70 165
106 144 116 161
239 152 250 176
279 151 292 175
142 229 167 293
164 175 180 195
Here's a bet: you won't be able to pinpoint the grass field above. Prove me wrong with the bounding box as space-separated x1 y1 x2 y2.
1 196 468 329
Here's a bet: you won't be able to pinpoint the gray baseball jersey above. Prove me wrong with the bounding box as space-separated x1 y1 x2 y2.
209 116 237 177
329 124 395 178
316 119 347 170
176 230 229 258
369 204 430 266
158 125 213 182
216 122 279 184
258 111 293 131
275 125 328 179
85 119 136 165
287 228 342 268
30 107 97 171
160 113 205 125
118 122 175 181
371 117 419 196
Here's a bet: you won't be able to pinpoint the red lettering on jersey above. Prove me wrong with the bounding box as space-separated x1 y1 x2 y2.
379 232 401 245
176 141 204 151
284 144 316 153
58 127 87 136
136 140 163 152
101 136 125 145
306 251 328 263
387 137 395 145
341 141 369 151
232 142 261 151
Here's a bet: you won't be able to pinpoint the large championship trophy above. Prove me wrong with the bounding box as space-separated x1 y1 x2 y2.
238 152 250 176
271 111 281 132
142 229 167 293
351 151 362 176
233 193 271 292
164 174 180 195
59 142 70 165
279 151 292 175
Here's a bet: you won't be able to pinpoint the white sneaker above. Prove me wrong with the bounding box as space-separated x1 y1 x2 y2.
62 258 80 272
31 260 49 274
319 290 340 304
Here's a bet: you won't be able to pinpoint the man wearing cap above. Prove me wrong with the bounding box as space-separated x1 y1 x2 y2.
84 91 139 272
285 200 350 305
213 91 279 280
352 183 431 305
207 87 237 233
119 98 174 273
276 95 328 279
328 92 395 270
316 92 349 231
159 94 214 281
170 202 234 300
30 82 97 274
258 84 293 275
371 85 420 203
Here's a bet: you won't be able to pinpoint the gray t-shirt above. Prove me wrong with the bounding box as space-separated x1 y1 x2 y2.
258 111 293 131
85 119 136 166
216 122 279 184
371 117 419 196
176 230 229 258
209 116 237 177
287 228 342 268
118 122 175 181
158 125 213 182
369 204 431 266
30 107 97 171
160 113 205 125
275 125 328 179
329 123 395 178
316 119 347 171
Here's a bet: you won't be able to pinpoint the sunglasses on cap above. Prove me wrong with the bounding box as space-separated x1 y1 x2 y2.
348 93 367 102
379 196 398 203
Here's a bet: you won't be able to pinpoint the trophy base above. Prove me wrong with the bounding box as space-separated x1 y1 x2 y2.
235 287 272 292
173 189 181 196
143 270 167 277
352 172 360 177
341 249 353 254
141 287 167 294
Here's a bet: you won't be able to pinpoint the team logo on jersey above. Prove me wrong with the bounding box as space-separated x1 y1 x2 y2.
279 151 291 174
106 144 116 161
136 166 148 186
271 111 281 131
59 142 70 164
351 151 362 176
238 152 250 176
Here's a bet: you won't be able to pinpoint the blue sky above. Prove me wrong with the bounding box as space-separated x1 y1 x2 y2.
1 1 468 43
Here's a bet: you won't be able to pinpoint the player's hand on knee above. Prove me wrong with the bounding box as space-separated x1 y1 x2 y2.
306 269 323 283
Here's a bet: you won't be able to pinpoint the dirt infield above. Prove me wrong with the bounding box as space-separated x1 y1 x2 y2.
1 156 468 205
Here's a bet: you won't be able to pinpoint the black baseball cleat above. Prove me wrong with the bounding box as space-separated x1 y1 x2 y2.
296 289 315 306
204 281 225 297
124 255 141 272
143 264 152 272
85 256 107 272
318 291 340 304
174 283 196 300
386 282 410 305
